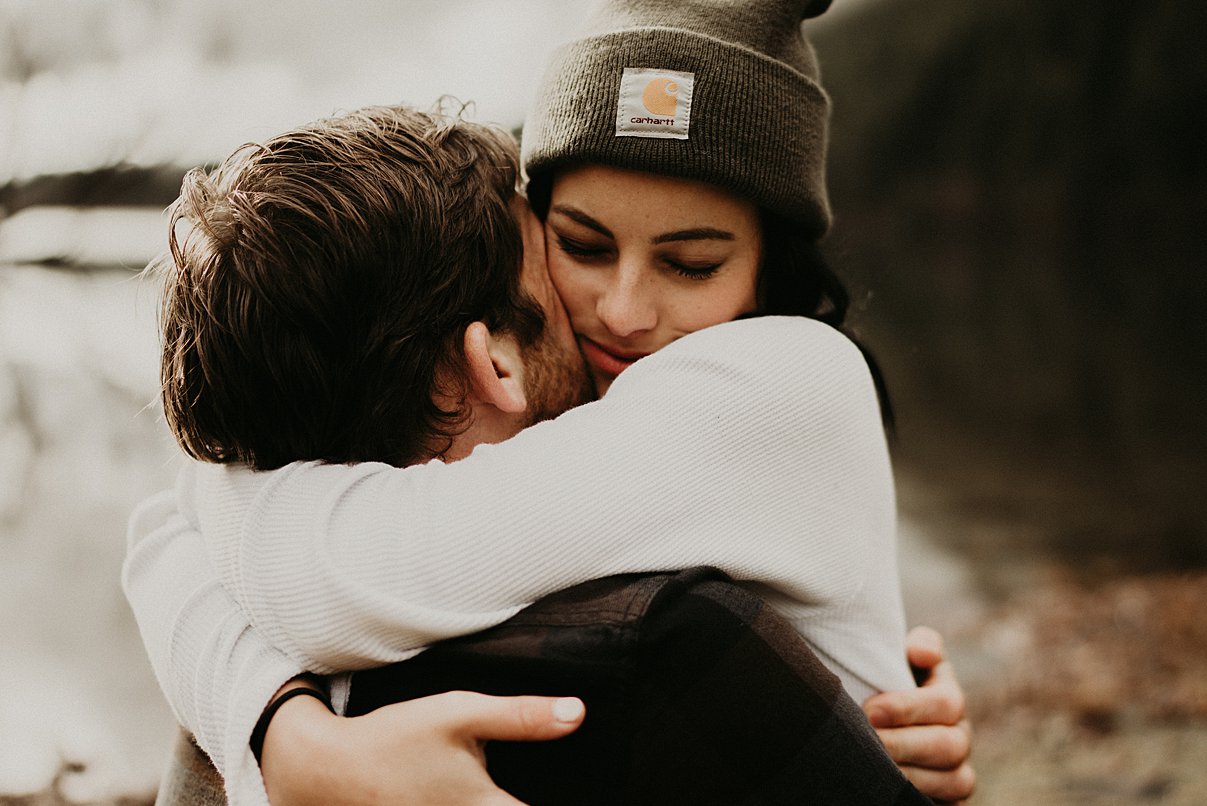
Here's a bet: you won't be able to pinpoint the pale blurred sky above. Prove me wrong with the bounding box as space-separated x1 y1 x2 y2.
0 0 877 183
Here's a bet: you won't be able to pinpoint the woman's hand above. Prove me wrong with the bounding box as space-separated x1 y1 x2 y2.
261 690 585 805
863 627 976 804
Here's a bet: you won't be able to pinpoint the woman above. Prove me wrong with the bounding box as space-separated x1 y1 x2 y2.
518 0 852 394
126 1 974 803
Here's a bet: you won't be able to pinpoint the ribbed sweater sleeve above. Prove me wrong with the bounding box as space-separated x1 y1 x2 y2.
195 317 911 700
123 488 297 806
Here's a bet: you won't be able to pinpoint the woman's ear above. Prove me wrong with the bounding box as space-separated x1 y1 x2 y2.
462 321 528 414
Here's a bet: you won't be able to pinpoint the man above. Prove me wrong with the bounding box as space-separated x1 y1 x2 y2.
125 105 973 805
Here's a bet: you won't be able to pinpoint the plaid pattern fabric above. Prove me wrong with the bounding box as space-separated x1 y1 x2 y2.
157 568 929 804
350 567 930 805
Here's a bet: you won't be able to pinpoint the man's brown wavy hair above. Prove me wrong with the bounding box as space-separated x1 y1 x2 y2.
155 105 545 469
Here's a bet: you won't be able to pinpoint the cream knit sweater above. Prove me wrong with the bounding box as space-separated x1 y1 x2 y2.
123 316 911 806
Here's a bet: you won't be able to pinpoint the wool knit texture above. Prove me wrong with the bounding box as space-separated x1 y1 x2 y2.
123 317 911 806
522 0 834 236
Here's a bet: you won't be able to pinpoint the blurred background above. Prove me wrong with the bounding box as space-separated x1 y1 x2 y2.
1 0 1203 803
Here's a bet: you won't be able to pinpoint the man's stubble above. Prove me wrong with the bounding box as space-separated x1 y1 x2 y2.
523 326 596 428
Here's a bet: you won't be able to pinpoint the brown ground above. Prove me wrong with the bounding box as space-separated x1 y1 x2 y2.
953 569 1207 805
890 430 1207 805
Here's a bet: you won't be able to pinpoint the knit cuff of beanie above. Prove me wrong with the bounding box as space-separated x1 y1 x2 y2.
521 26 832 238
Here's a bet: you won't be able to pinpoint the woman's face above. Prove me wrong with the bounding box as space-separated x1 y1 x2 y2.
545 164 761 394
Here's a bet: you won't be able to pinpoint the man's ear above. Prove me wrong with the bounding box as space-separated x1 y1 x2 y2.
462 322 527 414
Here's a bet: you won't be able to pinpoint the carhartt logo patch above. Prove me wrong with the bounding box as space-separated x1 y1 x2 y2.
615 68 694 140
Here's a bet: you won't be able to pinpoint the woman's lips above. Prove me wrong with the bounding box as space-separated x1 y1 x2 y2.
580 338 649 378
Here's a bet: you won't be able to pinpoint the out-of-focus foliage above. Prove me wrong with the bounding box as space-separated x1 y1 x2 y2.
0 166 187 217
0 1 590 184
814 0 1207 569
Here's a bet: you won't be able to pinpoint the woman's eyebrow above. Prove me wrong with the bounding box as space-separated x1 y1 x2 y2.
550 205 613 239
549 207 734 245
652 228 735 244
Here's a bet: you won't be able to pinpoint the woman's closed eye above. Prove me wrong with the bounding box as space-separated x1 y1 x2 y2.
555 234 612 260
664 257 723 280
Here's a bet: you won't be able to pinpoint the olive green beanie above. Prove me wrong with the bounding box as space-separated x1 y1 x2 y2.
521 0 834 238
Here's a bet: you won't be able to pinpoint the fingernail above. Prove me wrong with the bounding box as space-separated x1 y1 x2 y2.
552 697 584 723
866 705 890 727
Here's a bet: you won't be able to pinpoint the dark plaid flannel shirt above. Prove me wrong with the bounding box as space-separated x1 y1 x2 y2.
159 568 930 805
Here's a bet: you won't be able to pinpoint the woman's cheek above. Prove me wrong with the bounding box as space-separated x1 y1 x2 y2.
548 258 592 327
674 281 752 333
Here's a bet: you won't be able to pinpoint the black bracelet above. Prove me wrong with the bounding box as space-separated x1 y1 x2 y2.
249 686 334 765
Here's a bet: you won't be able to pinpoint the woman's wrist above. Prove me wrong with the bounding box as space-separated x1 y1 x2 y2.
259 686 347 806
251 676 332 763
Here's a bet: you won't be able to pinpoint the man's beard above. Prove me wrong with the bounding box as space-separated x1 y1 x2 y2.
522 327 596 427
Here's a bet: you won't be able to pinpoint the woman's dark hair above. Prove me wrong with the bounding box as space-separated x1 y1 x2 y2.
527 170 893 429
757 210 894 430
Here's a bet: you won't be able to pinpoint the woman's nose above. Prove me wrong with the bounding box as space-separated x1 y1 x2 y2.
596 269 657 338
